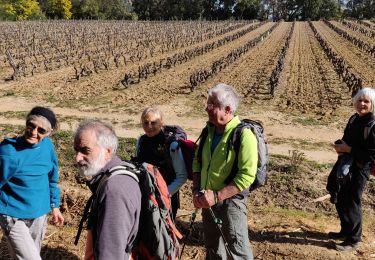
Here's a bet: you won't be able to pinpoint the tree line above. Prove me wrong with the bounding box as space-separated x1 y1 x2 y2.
0 0 374 21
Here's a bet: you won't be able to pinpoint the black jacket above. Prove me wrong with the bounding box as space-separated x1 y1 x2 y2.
327 112 375 203
342 113 375 165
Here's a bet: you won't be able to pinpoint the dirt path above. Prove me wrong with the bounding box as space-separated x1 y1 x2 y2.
0 93 343 164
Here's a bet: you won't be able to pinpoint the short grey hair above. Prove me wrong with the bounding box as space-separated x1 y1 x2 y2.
353 87 375 114
75 119 118 155
140 107 164 124
208 83 240 114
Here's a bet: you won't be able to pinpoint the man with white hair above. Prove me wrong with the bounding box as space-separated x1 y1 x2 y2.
192 83 257 259
74 119 141 259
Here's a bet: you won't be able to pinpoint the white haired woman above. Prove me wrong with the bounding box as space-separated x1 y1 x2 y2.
329 87 375 251
135 107 188 220
0 106 64 259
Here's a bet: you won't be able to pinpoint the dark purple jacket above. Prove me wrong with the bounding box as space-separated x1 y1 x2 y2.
88 156 141 260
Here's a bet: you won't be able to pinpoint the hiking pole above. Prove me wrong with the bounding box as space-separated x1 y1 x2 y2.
180 208 199 258
208 207 235 260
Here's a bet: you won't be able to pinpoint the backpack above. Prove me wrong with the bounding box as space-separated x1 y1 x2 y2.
360 116 375 176
163 125 197 180
75 161 182 260
197 119 269 192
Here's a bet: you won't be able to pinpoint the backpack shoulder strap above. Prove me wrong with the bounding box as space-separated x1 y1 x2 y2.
109 165 139 183
225 119 264 184
196 126 209 166
74 164 139 246
230 120 252 153
224 121 248 185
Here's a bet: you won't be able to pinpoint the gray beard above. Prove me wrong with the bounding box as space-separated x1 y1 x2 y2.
78 149 106 177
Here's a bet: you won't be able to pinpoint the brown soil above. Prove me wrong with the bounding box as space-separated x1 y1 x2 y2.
0 21 375 259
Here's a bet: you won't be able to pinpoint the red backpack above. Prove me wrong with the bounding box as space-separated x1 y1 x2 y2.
75 161 182 259
163 125 197 180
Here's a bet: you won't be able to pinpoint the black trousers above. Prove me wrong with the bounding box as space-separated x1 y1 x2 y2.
335 165 369 243
171 191 180 220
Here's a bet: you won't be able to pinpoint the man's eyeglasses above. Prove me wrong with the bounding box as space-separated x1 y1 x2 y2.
142 120 159 127
26 122 48 135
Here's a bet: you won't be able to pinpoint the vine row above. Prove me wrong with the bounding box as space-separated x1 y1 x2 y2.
323 19 375 58
309 21 362 96
269 21 295 96
113 22 265 88
341 20 375 39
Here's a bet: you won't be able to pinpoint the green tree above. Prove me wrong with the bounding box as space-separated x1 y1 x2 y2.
71 0 136 19
347 0 375 18
319 0 339 19
71 0 100 19
39 0 72 19
0 0 44 20
132 0 164 19
234 0 261 19
263 0 339 21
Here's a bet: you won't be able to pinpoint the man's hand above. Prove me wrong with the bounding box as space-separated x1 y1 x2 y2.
51 208 64 226
84 230 94 260
193 190 203 208
193 190 216 208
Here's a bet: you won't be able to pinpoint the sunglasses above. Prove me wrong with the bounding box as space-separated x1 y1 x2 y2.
26 122 48 135
142 120 159 126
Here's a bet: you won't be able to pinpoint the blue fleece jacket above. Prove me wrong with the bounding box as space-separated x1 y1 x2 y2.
0 136 60 219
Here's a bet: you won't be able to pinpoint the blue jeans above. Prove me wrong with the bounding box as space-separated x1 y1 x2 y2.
202 197 253 260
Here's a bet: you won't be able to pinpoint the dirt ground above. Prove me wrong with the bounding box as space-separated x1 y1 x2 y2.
0 20 375 259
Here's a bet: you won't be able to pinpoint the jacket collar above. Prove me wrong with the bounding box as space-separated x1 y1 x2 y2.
206 115 241 135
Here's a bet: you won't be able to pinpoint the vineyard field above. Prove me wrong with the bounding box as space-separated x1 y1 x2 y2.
0 20 375 259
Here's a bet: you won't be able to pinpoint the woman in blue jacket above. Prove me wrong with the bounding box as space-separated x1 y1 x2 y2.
0 106 64 259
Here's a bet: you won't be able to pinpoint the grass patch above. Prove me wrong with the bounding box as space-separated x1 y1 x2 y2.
368 178 375 194
0 124 23 138
292 116 321 126
269 137 331 151
255 206 328 220
0 111 27 119
268 150 306 175
4 91 15 96
269 153 333 171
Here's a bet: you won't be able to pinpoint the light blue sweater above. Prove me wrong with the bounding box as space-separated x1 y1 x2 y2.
0 136 60 219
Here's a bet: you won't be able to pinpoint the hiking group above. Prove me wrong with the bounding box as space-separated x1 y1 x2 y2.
0 83 374 259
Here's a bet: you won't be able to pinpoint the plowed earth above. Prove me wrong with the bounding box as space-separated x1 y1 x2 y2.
0 21 375 259
312 21 375 87
330 21 375 46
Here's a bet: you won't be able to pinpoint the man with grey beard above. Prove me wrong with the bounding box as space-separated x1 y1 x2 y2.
74 119 141 260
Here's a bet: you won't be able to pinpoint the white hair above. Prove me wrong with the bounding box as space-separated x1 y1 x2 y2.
353 87 375 114
75 119 118 155
208 83 240 114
